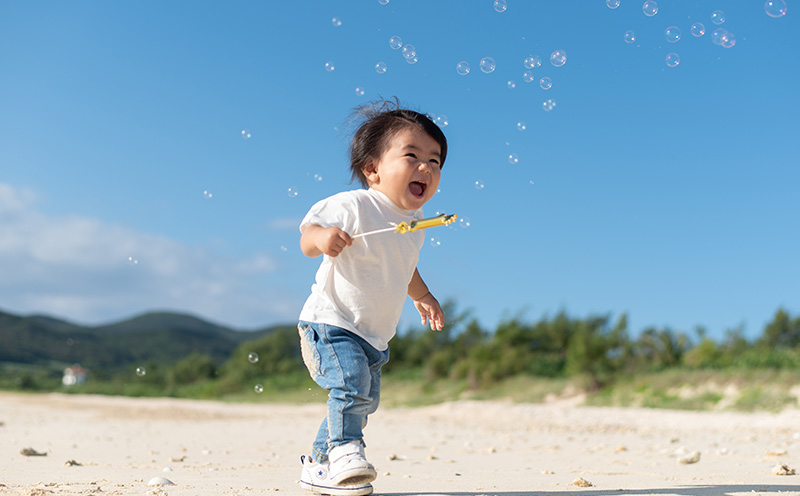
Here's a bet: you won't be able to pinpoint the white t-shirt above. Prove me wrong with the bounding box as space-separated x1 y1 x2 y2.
298 188 425 351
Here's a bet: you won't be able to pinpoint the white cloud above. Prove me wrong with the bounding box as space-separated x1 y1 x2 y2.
0 183 295 329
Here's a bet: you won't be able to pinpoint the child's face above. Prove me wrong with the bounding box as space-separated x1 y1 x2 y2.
364 127 442 211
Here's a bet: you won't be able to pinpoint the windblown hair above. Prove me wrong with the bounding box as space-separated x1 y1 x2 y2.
347 97 448 188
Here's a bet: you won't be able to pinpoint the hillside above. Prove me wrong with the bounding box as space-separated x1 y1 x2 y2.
0 310 280 376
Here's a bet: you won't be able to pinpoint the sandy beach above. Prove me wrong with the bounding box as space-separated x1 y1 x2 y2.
1 392 799 496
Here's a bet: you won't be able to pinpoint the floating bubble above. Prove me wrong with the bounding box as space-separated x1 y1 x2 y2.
136 367 146 377
474 180 485 190
522 70 535 83
665 52 680 67
765 0 787 17
248 352 259 364
642 0 658 16
128 256 138 265
550 50 567 67
456 61 470 75
523 55 542 69
331 17 342 27
508 153 519 165
539 77 552 90
314 173 323 182
288 187 298 198
324 61 335 72
493 0 507 13
355 87 365 96
624 30 637 43
606 0 620 9
691 22 706 37
507 80 516 89
378 0 389 4
241 129 251 139
516 121 526 131
375 61 387 74
479 57 496 73
280 245 288 252
402 44 416 59
254 384 264 393
435 114 449 127
389 36 402 49
429 237 441 248
406 56 418 64
711 28 727 45
721 31 736 48
203 190 213 199
542 98 556 111
711 10 725 25
665 26 681 42
458 217 471 229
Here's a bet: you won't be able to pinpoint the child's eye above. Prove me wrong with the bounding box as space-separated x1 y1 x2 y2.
406 153 417 159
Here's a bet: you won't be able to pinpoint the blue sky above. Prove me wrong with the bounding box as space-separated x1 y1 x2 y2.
1 0 797 341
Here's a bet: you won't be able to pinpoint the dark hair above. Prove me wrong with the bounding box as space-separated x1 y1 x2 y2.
347 97 448 188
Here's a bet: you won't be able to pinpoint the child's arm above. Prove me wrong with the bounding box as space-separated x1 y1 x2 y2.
408 268 444 331
300 224 353 258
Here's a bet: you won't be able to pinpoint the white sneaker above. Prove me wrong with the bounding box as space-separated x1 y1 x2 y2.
299 455 373 496
328 441 377 486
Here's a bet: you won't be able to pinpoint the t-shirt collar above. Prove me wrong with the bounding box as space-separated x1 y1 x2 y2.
367 188 423 218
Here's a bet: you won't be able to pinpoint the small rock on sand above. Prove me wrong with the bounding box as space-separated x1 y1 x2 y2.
20 447 47 457
572 477 593 487
772 463 796 476
678 451 701 464
147 477 176 486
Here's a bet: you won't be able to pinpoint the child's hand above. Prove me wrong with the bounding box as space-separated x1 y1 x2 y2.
315 226 352 257
301 225 352 258
413 292 444 331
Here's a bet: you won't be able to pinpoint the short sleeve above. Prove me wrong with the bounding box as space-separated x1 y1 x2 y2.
299 191 359 235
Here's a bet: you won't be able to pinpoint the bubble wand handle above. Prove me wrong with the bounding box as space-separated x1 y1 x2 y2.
351 213 458 239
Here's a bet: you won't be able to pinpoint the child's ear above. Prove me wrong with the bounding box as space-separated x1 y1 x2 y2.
363 160 380 185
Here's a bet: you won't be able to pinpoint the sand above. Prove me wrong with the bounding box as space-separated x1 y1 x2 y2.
1 392 799 496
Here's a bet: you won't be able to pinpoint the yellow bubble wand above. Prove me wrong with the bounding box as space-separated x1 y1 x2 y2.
352 213 458 239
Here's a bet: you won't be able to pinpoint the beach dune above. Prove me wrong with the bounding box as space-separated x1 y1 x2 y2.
1 392 798 495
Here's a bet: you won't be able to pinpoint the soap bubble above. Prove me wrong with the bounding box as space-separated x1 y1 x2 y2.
765 0 787 17
642 1 658 16
324 61 335 72
128 256 138 265
711 28 727 45
711 10 725 24
379 0 389 4
721 31 736 48
288 187 298 198
522 70 535 83
406 56 418 64
241 129 251 139
435 114 449 127
402 44 416 59
479 57 496 73
539 77 552 90
331 17 342 27
389 36 402 49
517 121 526 131
458 217 471 229
507 80 516 89
456 61 470 75
474 180 485 190
606 0 620 9
691 22 706 37
665 52 680 67
248 352 259 363
508 153 519 165
665 26 681 42
624 30 636 43
254 384 264 393
429 237 441 248
375 61 387 74
313 173 323 182
542 99 556 111
523 55 542 69
203 190 213 199
355 87 365 96
136 367 146 377
493 0 507 12
550 50 567 67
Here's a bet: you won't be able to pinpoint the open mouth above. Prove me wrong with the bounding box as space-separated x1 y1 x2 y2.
409 181 427 198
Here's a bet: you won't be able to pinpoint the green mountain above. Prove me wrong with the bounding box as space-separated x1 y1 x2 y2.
0 309 280 377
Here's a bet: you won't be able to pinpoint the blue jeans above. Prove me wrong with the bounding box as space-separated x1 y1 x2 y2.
298 321 390 463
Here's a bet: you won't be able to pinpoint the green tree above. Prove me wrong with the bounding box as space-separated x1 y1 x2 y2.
759 308 800 349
